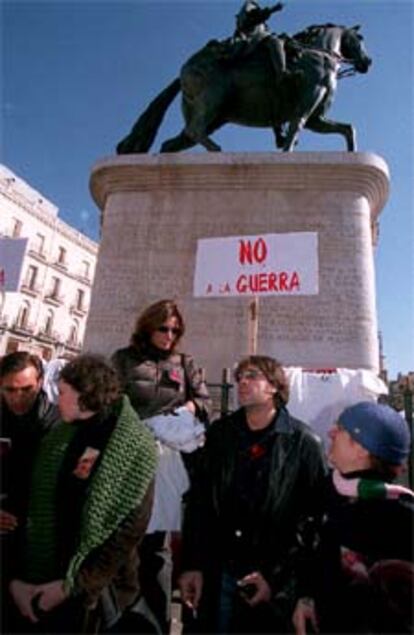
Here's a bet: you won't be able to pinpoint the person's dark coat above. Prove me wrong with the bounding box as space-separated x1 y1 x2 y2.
308 470 414 633
1 389 60 520
111 345 211 422
181 406 327 632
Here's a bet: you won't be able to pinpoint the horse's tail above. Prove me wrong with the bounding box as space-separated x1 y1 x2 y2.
116 78 181 154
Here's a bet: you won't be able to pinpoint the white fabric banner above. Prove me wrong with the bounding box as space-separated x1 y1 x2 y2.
286 367 389 452
0 237 28 291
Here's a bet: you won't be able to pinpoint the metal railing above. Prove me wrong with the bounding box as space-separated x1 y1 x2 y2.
206 368 234 419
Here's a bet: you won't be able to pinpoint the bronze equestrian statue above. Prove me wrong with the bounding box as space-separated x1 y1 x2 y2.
117 1 372 154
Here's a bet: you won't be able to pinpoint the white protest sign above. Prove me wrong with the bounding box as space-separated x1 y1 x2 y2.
193 232 318 297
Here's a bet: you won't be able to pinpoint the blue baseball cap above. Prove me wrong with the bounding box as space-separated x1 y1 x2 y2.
338 401 411 465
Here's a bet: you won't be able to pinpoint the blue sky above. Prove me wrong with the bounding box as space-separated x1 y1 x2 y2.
2 0 413 378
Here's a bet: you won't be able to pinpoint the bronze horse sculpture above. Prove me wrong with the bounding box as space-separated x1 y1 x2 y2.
117 23 371 154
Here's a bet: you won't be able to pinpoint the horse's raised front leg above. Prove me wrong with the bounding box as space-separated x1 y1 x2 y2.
305 115 357 151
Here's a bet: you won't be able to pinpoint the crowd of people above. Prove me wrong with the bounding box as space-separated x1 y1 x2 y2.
1 298 413 635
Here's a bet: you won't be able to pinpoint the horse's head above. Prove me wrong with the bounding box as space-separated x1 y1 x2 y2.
340 25 372 74
294 23 372 74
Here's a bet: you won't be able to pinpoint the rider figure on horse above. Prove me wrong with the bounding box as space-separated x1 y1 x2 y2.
231 1 290 87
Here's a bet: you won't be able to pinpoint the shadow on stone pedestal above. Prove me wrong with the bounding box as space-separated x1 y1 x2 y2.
85 152 389 383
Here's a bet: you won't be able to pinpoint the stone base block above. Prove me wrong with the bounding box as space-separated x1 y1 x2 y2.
85 152 389 382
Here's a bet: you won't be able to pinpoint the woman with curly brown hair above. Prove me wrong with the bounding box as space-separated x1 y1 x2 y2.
112 299 211 633
6 354 157 634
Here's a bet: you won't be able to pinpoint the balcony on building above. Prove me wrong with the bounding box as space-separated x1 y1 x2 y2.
21 264 41 297
20 282 41 297
28 232 47 262
27 248 47 263
70 303 87 317
73 260 92 285
53 246 68 271
11 320 35 336
70 289 87 316
37 328 59 344
44 292 64 306
66 336 82 352
45 276 64 306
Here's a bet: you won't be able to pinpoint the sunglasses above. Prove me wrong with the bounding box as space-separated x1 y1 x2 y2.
157 326 180 335
234 369 265 382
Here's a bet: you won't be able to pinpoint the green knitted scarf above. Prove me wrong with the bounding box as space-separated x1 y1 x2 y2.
25 395 157 591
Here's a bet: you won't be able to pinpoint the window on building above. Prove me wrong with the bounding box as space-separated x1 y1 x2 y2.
81 260 90 279
44 310 54 335
58 246 67 265
25 265 38 290
12 218 22 238
49 276 61 299
75 289 85 311
33 233 45 255
68 319 79 345
18 302 31 328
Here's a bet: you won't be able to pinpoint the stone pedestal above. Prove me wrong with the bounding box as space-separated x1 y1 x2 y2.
85 153 389 382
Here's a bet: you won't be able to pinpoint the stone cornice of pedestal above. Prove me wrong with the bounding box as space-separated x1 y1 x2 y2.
90 152 389 221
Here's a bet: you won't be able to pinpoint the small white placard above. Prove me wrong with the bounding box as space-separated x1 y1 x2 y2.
193 232 318 297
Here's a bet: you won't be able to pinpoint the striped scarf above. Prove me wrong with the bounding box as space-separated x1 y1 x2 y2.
25 395 157 591
332 468 414 501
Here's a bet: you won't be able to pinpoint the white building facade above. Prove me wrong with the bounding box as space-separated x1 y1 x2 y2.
0 165 98 360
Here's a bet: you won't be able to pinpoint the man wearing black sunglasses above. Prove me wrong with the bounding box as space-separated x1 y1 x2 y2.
179 354 326 634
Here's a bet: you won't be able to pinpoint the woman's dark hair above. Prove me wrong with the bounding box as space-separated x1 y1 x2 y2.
234 355 290 407
130 299 185 353
59 354 121 413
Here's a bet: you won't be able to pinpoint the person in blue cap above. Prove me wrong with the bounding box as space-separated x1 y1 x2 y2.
293 401 414 635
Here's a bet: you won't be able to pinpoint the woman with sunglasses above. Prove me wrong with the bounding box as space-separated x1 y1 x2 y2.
111 299 210 422
111 298 211 633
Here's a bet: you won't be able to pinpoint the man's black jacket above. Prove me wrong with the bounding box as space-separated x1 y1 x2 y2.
182 406 327 612
1 390 60 518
